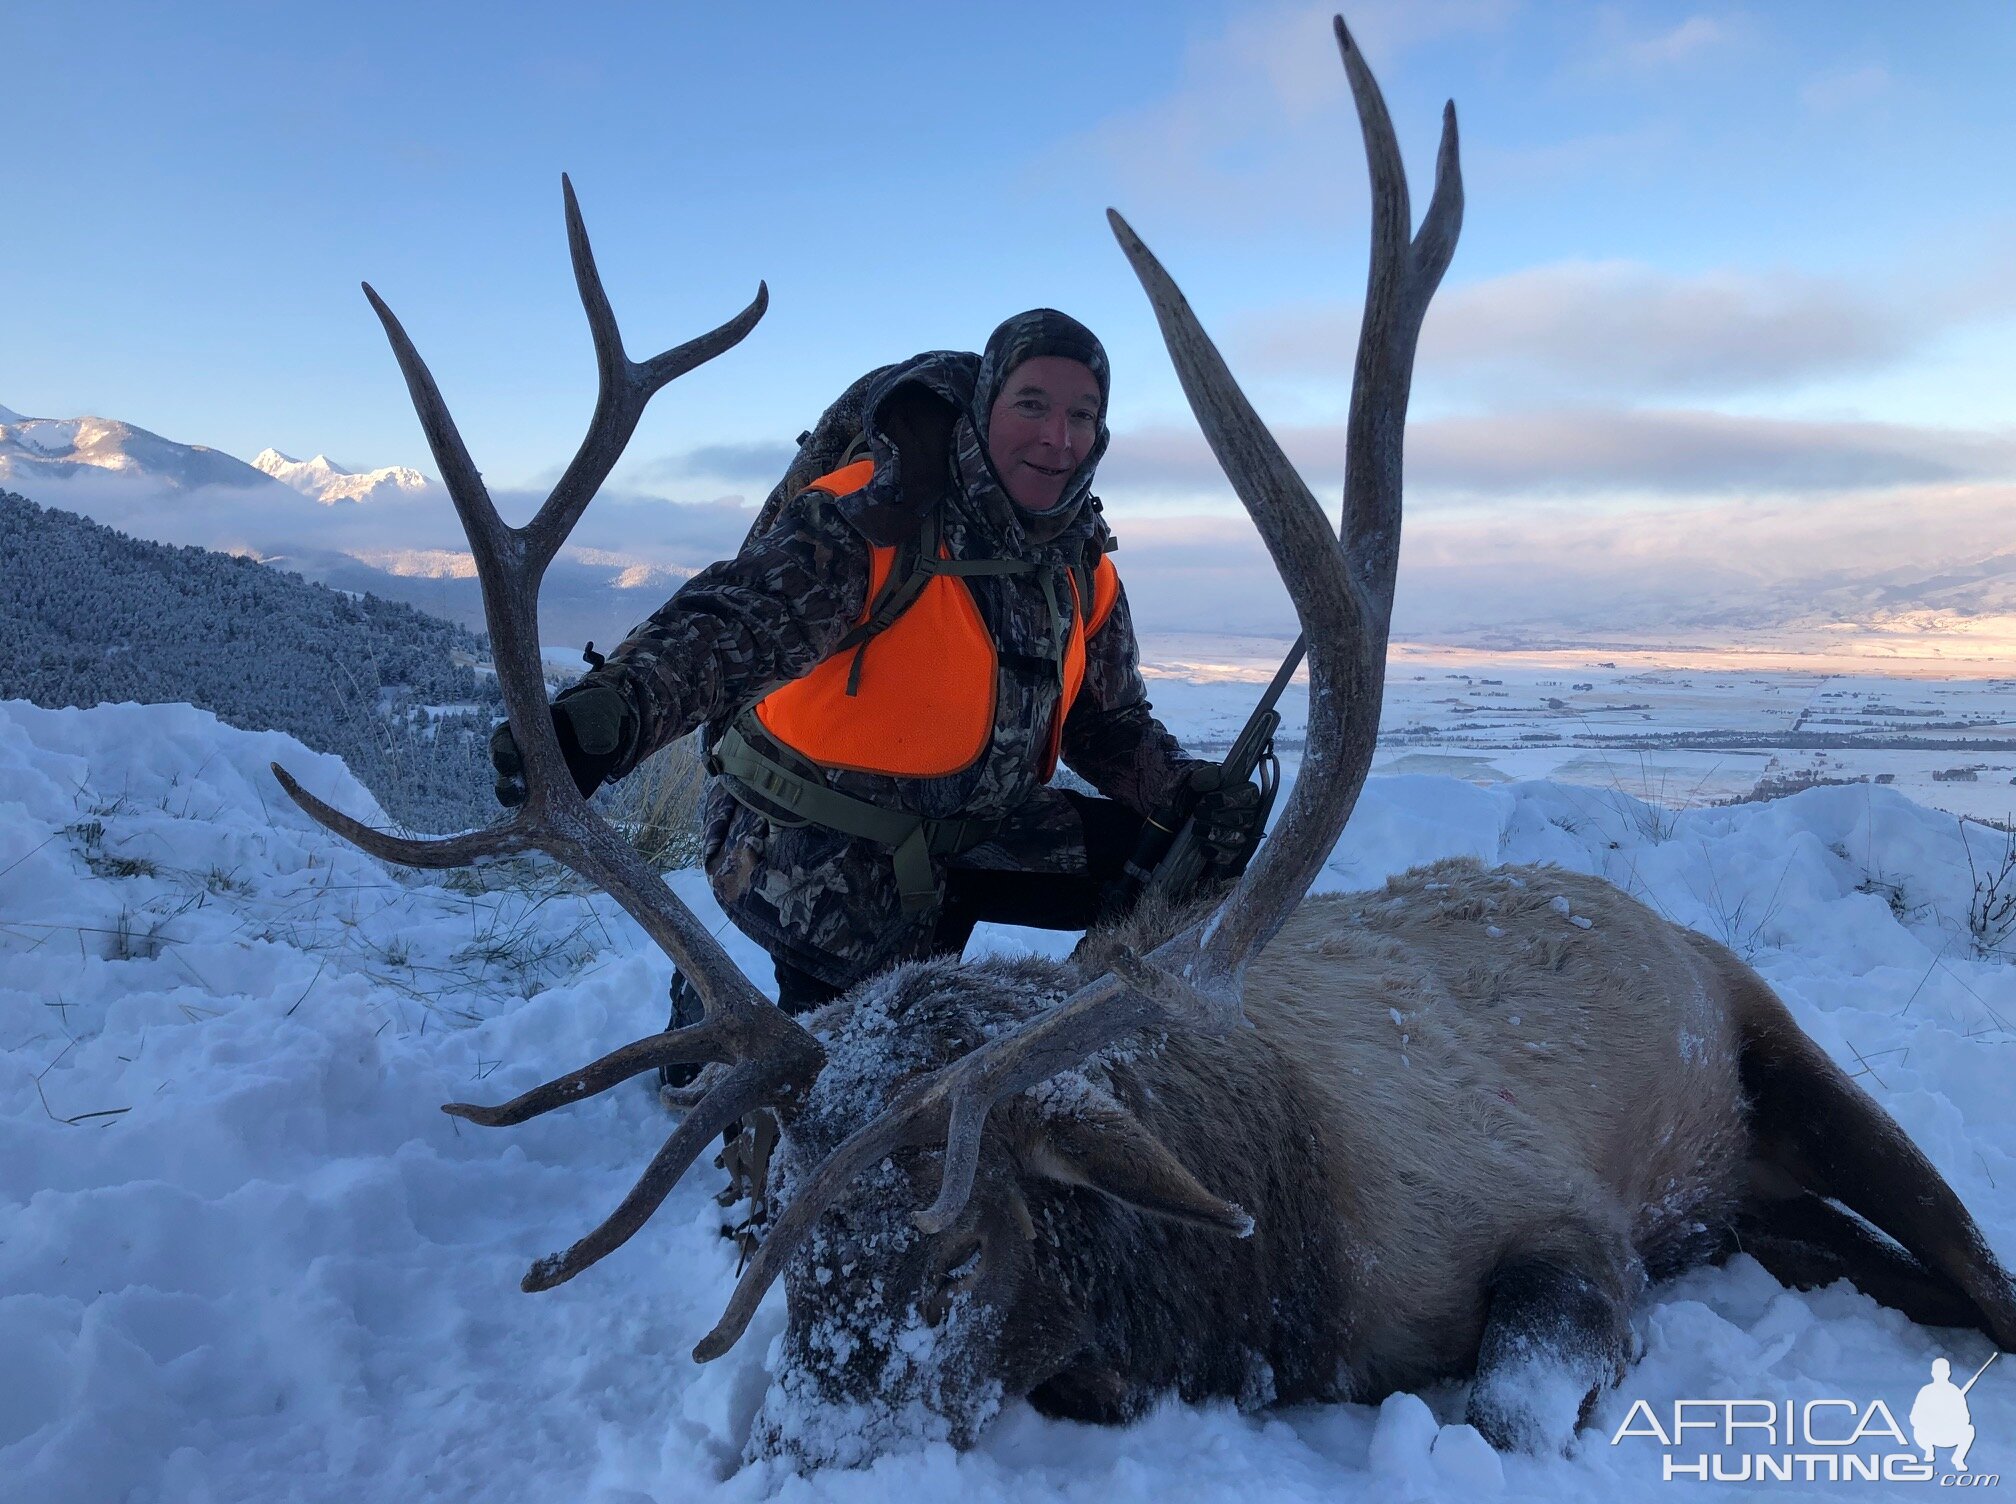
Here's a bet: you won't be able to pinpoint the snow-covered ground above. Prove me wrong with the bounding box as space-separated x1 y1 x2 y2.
4 695 2012 1502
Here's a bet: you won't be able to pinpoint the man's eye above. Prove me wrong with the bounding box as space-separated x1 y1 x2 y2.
1017 400 1046 416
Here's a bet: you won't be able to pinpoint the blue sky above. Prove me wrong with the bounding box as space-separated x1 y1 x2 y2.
6 0 2016 635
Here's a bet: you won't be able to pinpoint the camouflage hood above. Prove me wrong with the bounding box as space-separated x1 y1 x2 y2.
864 309 1112 547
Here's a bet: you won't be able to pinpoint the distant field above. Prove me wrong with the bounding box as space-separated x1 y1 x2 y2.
1138 632 2016 826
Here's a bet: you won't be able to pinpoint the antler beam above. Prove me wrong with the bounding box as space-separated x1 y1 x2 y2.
272 177 823 1290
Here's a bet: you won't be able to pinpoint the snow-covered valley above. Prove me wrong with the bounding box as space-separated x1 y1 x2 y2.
3 685 2012 1502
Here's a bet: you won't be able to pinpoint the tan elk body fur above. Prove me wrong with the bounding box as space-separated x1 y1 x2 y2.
1231 861 1749 1391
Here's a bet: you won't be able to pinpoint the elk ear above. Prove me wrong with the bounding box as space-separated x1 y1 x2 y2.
1016 1100 1253 1237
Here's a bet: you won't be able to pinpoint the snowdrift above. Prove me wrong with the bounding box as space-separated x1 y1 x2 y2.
2 700 2009 1502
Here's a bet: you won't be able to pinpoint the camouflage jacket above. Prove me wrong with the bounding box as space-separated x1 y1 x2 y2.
590 349 1199 988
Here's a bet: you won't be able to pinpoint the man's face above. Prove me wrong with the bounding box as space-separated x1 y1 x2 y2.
984 356 1101 512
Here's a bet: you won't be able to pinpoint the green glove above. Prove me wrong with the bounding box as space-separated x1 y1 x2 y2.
489 680 634 807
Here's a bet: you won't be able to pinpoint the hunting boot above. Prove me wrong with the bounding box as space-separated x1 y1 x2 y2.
657 968 705 1092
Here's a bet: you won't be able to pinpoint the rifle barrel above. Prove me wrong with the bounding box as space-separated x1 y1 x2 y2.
1960 1350 1999 1396
1260 636 1307 713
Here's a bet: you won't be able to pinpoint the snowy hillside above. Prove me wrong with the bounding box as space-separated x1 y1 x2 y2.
2 699 2011 1501
0 491 505 834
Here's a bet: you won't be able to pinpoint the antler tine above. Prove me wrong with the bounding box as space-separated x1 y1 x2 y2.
913 946 1208 1231
269 762 537 867
525 174 769 571
442 1014 744 1128
361 282 512 577
1417 104 1464 294
678 17 1467 1322
693 956 1203 1359
695 1074 947 1360
1334 17 1462 617
274 714 787 1031
517 1057 789 1292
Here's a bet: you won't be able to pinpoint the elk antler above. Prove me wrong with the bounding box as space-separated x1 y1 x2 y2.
693 13 1462 1363
271 176 825 1291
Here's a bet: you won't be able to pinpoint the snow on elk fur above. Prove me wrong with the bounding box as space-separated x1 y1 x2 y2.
267 12 2016 1471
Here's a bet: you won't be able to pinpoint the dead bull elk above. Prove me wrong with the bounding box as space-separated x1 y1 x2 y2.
274 15 2016 1464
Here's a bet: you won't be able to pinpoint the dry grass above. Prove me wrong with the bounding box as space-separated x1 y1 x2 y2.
601 732 708 872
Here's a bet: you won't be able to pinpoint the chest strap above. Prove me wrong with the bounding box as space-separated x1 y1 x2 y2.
833 505 1041 696
709 722 1001 915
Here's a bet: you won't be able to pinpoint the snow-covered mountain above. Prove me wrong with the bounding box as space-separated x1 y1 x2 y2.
0 402 725 648
0 408 288 493
252 446 431 505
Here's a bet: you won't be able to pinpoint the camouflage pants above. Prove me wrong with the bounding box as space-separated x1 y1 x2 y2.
698 782 1148 1005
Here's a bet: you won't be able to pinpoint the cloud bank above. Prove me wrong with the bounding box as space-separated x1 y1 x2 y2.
1239 260 1936 400
1101 409 2016 503
1104 480 2016 643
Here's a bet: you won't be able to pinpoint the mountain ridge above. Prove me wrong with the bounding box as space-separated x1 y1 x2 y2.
0 411 290 494
252 446 431 505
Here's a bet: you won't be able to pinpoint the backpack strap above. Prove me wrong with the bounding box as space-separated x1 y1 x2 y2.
1073 499 1115 630
835 504 932 696
835 505 1038 696
710 721 1002 913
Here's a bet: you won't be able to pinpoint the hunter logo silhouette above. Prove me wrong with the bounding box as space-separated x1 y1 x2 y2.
1910 1353 1996 1472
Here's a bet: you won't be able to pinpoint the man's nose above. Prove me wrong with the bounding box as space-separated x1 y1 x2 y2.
1038 409 1073 449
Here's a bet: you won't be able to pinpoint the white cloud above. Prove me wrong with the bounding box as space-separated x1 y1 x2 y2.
1406 409 2016 496
1617 14 1735 69
1105 479 2016 643
1801 64 1893 117
1036 0 1510 231
1101 408 2016 504
4 468 758 582
638 441 799 486
1239 260 1917 399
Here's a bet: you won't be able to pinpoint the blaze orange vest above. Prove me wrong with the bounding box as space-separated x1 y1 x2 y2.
753 459 1121 781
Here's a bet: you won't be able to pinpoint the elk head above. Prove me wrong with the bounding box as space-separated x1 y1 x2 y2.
271 10 1459 1467
744 955 1264 1462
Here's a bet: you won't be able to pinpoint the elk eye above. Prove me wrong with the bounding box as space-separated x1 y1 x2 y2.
937 1243 983 1288
920 1241 983 1328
